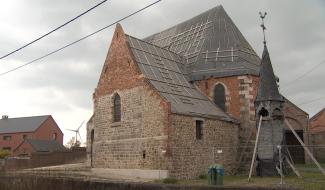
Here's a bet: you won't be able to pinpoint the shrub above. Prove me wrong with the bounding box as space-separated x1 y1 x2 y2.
162 177 178 184
199 173 207 179
0 150 10 159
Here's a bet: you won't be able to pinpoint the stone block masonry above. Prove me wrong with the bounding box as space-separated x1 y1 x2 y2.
169 115 239 179
92 85 169 170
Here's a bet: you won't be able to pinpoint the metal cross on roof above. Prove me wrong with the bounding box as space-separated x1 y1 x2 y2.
259 12 267 45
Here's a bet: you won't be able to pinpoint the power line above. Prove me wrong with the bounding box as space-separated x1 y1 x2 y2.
298 95 325 106
0 0 108 60
283 60 325 88
0 0 161 77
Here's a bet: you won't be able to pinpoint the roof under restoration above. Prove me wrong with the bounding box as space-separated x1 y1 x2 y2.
126 35 236 122
144 5 260 81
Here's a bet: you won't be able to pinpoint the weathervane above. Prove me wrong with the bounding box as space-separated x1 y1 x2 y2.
259 11 267 45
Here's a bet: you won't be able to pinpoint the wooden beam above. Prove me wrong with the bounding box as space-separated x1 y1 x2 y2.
248 116 263 182
286 157 301 178
285 119 325 175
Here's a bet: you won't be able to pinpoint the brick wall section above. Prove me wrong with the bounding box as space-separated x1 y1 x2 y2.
283 99 309 131
0 132 33 152
310 110 325 162
169 114 238 179
94 24 144 97
196 75 259 140
310 110 325 134
91 24 170 170
12 141 33 156
2 150 86 171
33 117 63 144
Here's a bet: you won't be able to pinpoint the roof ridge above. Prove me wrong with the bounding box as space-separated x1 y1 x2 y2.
310 108 325 121
143 5 223 41
1 115 51 120
282 96 308 115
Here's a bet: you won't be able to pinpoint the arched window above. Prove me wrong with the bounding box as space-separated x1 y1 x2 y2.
113 94 121 122
214 84 226 111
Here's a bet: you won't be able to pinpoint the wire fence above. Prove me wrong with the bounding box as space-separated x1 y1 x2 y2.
0 144 324 189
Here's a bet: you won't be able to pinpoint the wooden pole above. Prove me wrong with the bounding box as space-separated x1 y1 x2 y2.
285 119 325 175
286 157 301 178
248 116 263 182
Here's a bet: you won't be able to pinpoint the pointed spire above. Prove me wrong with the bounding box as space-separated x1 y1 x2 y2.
256 13 283 103
255 44 283 102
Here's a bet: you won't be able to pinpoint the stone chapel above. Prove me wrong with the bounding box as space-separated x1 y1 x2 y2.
86 5 309 179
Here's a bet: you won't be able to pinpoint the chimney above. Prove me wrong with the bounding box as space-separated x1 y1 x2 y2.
2 115 8 120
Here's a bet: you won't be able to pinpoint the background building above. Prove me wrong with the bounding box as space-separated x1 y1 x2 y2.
310 108 325 162
0 115 63 156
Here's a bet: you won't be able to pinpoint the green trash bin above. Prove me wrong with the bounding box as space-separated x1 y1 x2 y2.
208 165 217 185
208 164 224 186
215 164 224 186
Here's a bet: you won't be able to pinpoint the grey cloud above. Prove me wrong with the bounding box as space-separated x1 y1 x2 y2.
0 0 324 143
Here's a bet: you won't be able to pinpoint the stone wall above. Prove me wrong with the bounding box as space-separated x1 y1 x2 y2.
169 114 238 179
92 85 169 170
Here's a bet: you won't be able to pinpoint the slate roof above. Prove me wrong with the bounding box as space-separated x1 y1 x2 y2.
0 115 50 134
144 5 260 81
25 139 67 152
255 45 283 102
126 35 236 122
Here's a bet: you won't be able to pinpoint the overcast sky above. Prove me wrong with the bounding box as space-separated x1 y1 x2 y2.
0 0 324 144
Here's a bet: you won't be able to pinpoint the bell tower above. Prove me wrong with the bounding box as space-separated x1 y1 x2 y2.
254 12 285 176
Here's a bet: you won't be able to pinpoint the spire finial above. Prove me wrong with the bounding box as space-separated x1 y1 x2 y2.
259 11 267 45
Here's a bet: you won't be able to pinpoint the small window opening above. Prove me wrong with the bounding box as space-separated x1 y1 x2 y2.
23 135 27 140
3 147 11 151
142 150 146 159
52 133 57 140
196 120 203 140
258 107 269 117
3 136 11 141
113 94 121 122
